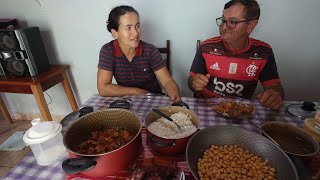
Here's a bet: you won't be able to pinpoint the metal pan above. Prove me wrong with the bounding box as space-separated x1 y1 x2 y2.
186 125 298 180
261 121 319 157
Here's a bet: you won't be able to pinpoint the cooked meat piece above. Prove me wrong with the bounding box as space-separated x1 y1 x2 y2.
113 131 119 137
214 101 254 118
77 127 134 154
97 135 107 144
91 131 99 140
127 163 179 180
94 144 105 153
87 146 95 154
127 167 146 180
122 130 130 139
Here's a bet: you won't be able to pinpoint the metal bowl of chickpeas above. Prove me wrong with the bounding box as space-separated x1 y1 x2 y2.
186 125 298 180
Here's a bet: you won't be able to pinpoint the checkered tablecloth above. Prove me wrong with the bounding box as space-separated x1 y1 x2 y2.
83 94 305 130
2 95 317 180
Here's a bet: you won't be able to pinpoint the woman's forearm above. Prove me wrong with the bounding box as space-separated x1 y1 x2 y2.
98 83 148 97
163 78 181 102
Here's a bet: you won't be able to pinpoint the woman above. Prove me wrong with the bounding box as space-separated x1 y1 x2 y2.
97 5 181 103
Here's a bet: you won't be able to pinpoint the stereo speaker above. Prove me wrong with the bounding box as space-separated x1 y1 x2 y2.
0 27 50 77
0 19 19 29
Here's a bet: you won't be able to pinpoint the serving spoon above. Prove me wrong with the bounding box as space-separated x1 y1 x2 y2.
240 114 281 147
152 108 187 132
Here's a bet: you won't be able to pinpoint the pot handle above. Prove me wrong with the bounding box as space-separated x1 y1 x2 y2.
62 158 97 174
148 135 176 147
109 100 131 109
171 101 189 109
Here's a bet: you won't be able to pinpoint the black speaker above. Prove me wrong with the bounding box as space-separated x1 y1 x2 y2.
0 27 50 77
0 19 19 29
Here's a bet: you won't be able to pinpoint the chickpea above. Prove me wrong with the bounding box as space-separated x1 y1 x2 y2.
270 167 275 173
269 171 275 177
197 145 276 180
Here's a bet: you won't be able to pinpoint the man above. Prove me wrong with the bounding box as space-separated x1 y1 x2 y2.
188 0 284 110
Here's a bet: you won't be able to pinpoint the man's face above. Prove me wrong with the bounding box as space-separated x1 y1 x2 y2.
219 4 254 46
112 12 141 49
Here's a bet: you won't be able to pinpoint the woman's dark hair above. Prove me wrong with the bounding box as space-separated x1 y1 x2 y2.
107 5 139 32
224 0 260 20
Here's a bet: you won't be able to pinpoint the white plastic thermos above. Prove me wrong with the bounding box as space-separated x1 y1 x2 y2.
23 118 66 165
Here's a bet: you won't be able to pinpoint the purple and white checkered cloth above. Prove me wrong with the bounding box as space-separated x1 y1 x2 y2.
2 152 66 180
2 95 306 180
83 94 304 130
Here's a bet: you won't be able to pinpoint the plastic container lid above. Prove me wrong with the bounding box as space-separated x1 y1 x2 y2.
286 102 317 119
23 121 62 145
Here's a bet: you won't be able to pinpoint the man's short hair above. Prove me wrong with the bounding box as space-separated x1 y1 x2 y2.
224 0 260 20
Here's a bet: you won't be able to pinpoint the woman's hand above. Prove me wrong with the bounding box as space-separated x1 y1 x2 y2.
170 96 182 103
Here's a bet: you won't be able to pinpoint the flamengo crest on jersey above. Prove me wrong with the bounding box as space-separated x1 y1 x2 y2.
246 64 258 77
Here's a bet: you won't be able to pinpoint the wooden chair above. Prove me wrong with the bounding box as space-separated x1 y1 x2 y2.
193 40 202 97
196 40 201 51
157 40 171 73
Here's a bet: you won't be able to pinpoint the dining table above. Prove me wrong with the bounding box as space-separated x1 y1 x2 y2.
2 94 319 180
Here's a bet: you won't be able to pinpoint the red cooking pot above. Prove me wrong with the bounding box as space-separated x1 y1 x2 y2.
62 108 142 178
145 102 200 155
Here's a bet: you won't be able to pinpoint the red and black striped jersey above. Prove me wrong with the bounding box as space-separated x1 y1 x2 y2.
98 40 166 94
190 36 281 99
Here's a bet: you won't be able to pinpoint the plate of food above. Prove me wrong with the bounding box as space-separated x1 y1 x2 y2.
127 158 185 180
212 98 254 122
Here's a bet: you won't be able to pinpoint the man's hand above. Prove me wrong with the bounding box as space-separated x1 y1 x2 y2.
191 74 210 92
257 89 283 110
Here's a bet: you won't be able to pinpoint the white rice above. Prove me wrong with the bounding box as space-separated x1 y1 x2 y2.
148 112 197 138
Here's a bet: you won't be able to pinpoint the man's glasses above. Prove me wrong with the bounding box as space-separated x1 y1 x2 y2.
216 17 254 29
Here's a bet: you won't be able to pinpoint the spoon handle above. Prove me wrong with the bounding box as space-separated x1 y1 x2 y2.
242 117 281 147
152 108 184 132
152 108 174 122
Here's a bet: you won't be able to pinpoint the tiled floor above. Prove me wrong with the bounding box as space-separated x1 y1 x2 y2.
0 117 31 177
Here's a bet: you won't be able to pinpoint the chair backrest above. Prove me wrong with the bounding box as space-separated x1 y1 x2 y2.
157 40 171 73
196 40 201 51
194 40 201 97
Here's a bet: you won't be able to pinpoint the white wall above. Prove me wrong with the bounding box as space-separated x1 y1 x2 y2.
0 0 319 117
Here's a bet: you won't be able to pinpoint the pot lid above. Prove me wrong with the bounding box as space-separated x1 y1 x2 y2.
23 121 62 144
286 102 317 119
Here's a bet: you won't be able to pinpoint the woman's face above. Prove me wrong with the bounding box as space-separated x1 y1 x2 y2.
112 12 141 49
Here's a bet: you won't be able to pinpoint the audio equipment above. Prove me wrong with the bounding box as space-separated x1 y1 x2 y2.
0 19 19 29
0 26 50 77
